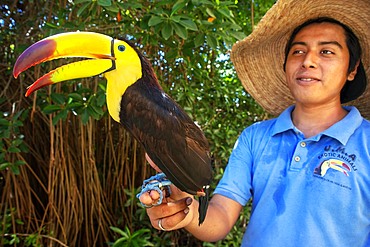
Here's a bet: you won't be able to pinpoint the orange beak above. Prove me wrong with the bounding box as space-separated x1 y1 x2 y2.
13 32 116 96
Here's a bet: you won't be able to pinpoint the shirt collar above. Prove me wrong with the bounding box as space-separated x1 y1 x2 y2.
272 105 363 145
321 106 363 145
272 105 296 136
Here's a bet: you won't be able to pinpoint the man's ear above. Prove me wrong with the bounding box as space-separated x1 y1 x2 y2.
347 61 360 81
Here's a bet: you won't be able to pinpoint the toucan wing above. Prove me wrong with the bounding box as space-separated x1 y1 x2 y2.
119 78 212 194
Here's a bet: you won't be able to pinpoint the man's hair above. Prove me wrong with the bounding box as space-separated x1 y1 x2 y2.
283 17 367 103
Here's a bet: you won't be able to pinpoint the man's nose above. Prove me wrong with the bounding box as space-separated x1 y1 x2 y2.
301 51 318 69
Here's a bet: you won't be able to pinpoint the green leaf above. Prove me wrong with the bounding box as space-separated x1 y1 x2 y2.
170 15 181 23
12 120 23 127
51 93 66 104
116 2 143 9
0 118 10 126
194 33 205 47
96 94 106 107
81 109 89 125
228 23 242 30
68 93 84 102
171 0 187 15
15 219 24 225
77 2 90 17
206 34 218 49
8 147 21 153
148 16 163 27
11 139 23 146
217 7 232 19
110 226 127 236
11 165 20 175
206 8 216 18
230 31 246 41
45 22 58 28
87 105 103 120
98 82 107 91
97 0 112 7
0 162 11 171
1 129 10 138
192 0 213 6
52 109 68 125
42 105 61 114
161 23 173 40
13 110 24 120
14 160 26 166
173 23 188 39
18 143 29 153
67 102 84 110
103 4 119 12
178 19 198 31
74 0 91 4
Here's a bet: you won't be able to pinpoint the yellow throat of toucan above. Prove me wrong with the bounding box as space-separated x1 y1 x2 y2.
104 40 142 122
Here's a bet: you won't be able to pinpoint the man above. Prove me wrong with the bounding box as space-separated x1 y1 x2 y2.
139 0 370 246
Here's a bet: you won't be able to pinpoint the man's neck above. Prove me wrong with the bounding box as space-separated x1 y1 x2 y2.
291 104 348 138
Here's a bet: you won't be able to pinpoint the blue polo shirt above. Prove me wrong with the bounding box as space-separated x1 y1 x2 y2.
214 106 370 247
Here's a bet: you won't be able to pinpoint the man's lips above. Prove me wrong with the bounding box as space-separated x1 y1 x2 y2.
296 74 321 84
297 77 319 81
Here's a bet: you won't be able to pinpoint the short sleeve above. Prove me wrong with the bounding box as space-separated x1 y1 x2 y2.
214 128 253 206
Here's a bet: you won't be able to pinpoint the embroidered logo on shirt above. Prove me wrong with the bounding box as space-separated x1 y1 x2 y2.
313 145 356 190
314 159 351 177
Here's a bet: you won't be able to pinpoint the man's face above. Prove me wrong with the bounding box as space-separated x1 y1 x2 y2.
285 22 357 107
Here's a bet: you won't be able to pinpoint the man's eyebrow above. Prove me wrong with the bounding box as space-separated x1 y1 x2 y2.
291 41 306 47
290 41 343 49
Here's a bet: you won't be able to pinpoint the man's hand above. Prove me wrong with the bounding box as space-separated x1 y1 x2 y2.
139 154 199 231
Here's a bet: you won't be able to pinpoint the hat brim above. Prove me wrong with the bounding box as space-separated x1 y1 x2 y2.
231 0 370 119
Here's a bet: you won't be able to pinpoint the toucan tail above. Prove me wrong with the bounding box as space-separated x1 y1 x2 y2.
198 186 210 225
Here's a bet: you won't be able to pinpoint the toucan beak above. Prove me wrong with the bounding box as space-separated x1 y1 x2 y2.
13 32 116 96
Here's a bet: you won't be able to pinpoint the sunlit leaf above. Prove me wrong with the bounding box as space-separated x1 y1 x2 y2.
171 0 186 15
206 8 216 18
0 162 11 170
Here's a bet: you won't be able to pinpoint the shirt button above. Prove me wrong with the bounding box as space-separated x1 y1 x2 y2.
294 156 301 162
300 142 306 148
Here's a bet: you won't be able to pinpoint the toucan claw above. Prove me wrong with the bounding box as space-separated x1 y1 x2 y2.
136 173 172 208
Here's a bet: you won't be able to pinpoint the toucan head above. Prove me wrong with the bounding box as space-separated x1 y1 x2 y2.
13 32 143 122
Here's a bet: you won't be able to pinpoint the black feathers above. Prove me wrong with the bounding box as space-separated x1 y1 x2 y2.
118 46 213 224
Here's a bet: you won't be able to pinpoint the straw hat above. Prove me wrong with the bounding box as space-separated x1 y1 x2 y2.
231 0 370 119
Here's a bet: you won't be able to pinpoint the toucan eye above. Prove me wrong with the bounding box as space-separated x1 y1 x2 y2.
118 45 126 52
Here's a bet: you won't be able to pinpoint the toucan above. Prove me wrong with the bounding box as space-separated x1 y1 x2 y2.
13 32 212 225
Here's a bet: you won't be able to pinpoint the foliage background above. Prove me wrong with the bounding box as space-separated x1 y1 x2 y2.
0 0 274 246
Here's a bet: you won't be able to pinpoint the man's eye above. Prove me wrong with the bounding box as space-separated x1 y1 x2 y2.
292 50 304 55
321 50 334 55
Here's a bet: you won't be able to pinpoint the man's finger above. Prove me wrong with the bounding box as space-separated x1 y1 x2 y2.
151 198 193 231
147 197 192 219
